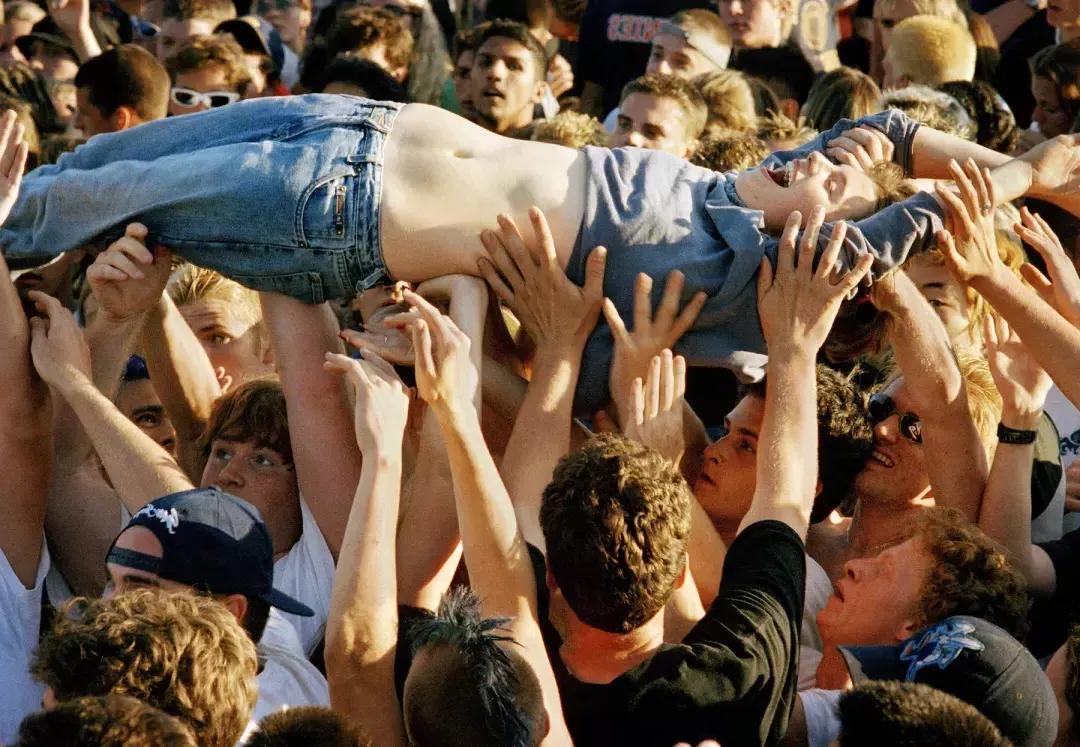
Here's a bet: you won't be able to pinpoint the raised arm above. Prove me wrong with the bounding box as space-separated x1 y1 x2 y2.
403 290 572 745
477 208 607 554
323 350 410 747
259 292 361 560
0 114 49 588
742 208 873 536
29 292 193 513
977 314 1057 593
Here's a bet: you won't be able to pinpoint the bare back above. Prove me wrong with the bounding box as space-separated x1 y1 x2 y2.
381 104 587 283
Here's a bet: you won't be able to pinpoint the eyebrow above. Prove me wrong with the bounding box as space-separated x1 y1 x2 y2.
723 418 758 438
131 406 164 417
920 281 947 291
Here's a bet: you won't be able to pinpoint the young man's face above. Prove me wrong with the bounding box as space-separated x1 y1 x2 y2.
177 297 272 387
646 32 721 80
611 92 696 157
254 0 311 50
170 64 240 116
718 0 785 49
157 17 217 60
28 40 79 81
115 377 178 457
693 394 763 538
816 537 932 647
904 257 976 349
1032 76 1072 139
875 0 920 52
105 526 193 596
469 35 544 133
852 378 932 507
454 49 477 119
733 152 879 231
1048 0 1080 34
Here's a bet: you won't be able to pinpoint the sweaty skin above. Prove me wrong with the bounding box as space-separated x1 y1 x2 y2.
380 104 588 281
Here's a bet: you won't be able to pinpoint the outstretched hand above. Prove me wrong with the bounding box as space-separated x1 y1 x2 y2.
603 271 706 426
1021 134 1080 208
324 349 410 456
87 223 174 323
983 313 1051 421
623 349 686 465
757 206 873 360
478 207 607 352
402 289 479 419
935 159 1004 289
27 291 92 390
0 110 28 228
1015 207 1080 328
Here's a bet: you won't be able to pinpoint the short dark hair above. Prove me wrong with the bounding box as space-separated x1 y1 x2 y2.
75 45 170 122
475 18 548 78
17 695 198 747
540 434 691 633
162 0 236 23
937 79 1019 153
246 706 371 747
403 587 546 747
197 378 293 466
452 22 486 60
315 56 412 101
802 66 883 132
484 0 550 29
122 354 151 383
325 6 414 71
742 365 875 523
620 72 709 141
838 681 1011 747
732 45 815 106
166 34 252 94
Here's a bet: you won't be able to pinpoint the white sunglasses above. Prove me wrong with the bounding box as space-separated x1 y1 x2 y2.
170 87 241 109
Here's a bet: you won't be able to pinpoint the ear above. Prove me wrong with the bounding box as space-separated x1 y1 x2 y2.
814 479 823 499
532 79 549 105
260 335 276 366
221 593 249 624
110 105 136 132
898 74 912 89
545 566 559 593
895 616 921 642
779 97 800 121
674 552 690 590
392 64 409 83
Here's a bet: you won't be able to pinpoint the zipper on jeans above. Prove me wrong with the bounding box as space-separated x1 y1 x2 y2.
334 185 346 237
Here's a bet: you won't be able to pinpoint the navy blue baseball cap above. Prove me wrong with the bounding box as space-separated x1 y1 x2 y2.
106 488 314 617
840 616 1056 747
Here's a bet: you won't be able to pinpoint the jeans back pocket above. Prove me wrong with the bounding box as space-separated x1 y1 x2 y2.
297 170 357 248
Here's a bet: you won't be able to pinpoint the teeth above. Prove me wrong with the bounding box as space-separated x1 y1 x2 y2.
871 451 894 468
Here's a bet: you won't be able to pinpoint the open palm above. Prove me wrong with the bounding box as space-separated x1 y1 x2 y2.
0 110 28 227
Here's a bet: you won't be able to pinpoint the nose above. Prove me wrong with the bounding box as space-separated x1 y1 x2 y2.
842 560 864 582
216 458 245 488
655 59 672 75
488 60 506 80
874 414 900 443
1031 107 1047 126
729 0 744 15
626 131 645 147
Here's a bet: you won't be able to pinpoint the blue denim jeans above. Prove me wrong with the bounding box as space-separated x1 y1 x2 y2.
0 95 403 303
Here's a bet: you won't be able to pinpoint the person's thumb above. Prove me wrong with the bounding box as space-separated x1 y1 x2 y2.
1020 264 1054 305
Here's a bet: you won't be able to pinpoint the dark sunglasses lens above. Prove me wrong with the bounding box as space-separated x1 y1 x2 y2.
208 94 233 107
902 415 923 444
867 394 893 423
173 91 195 105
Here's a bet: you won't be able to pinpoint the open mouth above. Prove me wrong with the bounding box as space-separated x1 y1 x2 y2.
481 88 504 99
869 450 895 468
763 163 794 187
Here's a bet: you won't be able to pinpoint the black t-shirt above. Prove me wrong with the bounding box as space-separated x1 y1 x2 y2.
1030 530 1080 659
575 0 712 113
534 520 807 747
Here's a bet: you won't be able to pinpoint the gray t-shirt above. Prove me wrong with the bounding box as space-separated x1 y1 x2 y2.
566 109 943 414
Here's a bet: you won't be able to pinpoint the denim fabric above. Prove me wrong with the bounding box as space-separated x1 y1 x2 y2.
0 95 402 303
567 110 942 414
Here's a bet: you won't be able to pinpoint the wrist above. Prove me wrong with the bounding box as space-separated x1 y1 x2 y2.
53 369 95 399
1000 407 1042 431
766 345 818 369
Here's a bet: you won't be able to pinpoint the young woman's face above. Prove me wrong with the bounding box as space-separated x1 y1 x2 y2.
734 152 879 231
1047 0 1080 33
1031 75 1072 138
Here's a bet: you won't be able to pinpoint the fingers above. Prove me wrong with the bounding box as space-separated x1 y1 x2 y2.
1019 263 1054 303
496 213 537 279
478 256 517 307
668 291 707 346
964 159 990 214
777 211 802 278
26 289 65 320
656 271 686 329
632 273 654 334
948 159 981 223
323 351 367 383
603 298 631 347
411 318 436 381
7 140 27 185
583 246 607 301
935 229 964 281
817 220 847 282
797 206 826 281
0 110 18 176
826 136 873 171
480 229 526 295
630 376 645 428
756 256 774 299
673 354 686 402
982 313 997 350
935 183 977 240
658 349 675 412
835 252 873 298
403 289 452 342
528 206 558 268
645 354 661 420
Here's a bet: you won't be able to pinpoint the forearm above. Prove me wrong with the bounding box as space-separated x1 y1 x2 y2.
326 452 406 747
975 272 1080 409
984 0 1037 43
260 293 361 559
911 126 1013 179
739 352 817 536
140 296 221 442
70 22 102 61
688 495 727 608
501 347 581 553
86 312 145 401
438 405 538 618
481 355 528 423
58 375 192 513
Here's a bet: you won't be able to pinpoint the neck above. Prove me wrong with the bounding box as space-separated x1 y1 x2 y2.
847 497 927 555
478 110 534 136
816 645 855 690
560 615 665 684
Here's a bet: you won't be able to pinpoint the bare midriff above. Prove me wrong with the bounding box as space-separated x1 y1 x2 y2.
380 103 588 283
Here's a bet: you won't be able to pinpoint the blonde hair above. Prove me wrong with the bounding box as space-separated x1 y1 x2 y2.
756 111 818 149
167 265 263 337
802 67 883 131
694 69 758 136
530 110 610 148
888 16 976 86
873 0 966 26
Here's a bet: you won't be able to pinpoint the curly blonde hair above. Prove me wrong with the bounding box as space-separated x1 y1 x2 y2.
32 589 259 747
529 110 609 148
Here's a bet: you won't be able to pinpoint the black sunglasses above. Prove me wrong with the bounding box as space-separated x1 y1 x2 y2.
868 393 923 444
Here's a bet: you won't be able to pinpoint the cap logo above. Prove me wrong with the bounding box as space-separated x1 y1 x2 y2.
899 619 984 681
133 504 181 535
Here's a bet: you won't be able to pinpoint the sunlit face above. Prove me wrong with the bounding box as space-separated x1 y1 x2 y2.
157 17 216 60
692 395 763 538
876 0 921 51
734 151 879 231
200 438 299 555
853 378 932 506
904 256 976 348
1047 0 1080 33
816 537 932 647
717 0 786 49
469 36 544 133
177 298 272 387
254 0 311 50
611 92 696 157
115 377 177 457
646 32 721 80
454 49 477 119
1032 76 1072 139
169 65 239 116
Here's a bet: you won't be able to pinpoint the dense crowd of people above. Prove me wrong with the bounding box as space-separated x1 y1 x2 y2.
0 0 1079 743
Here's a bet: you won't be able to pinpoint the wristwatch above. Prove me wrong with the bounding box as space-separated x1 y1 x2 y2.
998 422 1038 445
